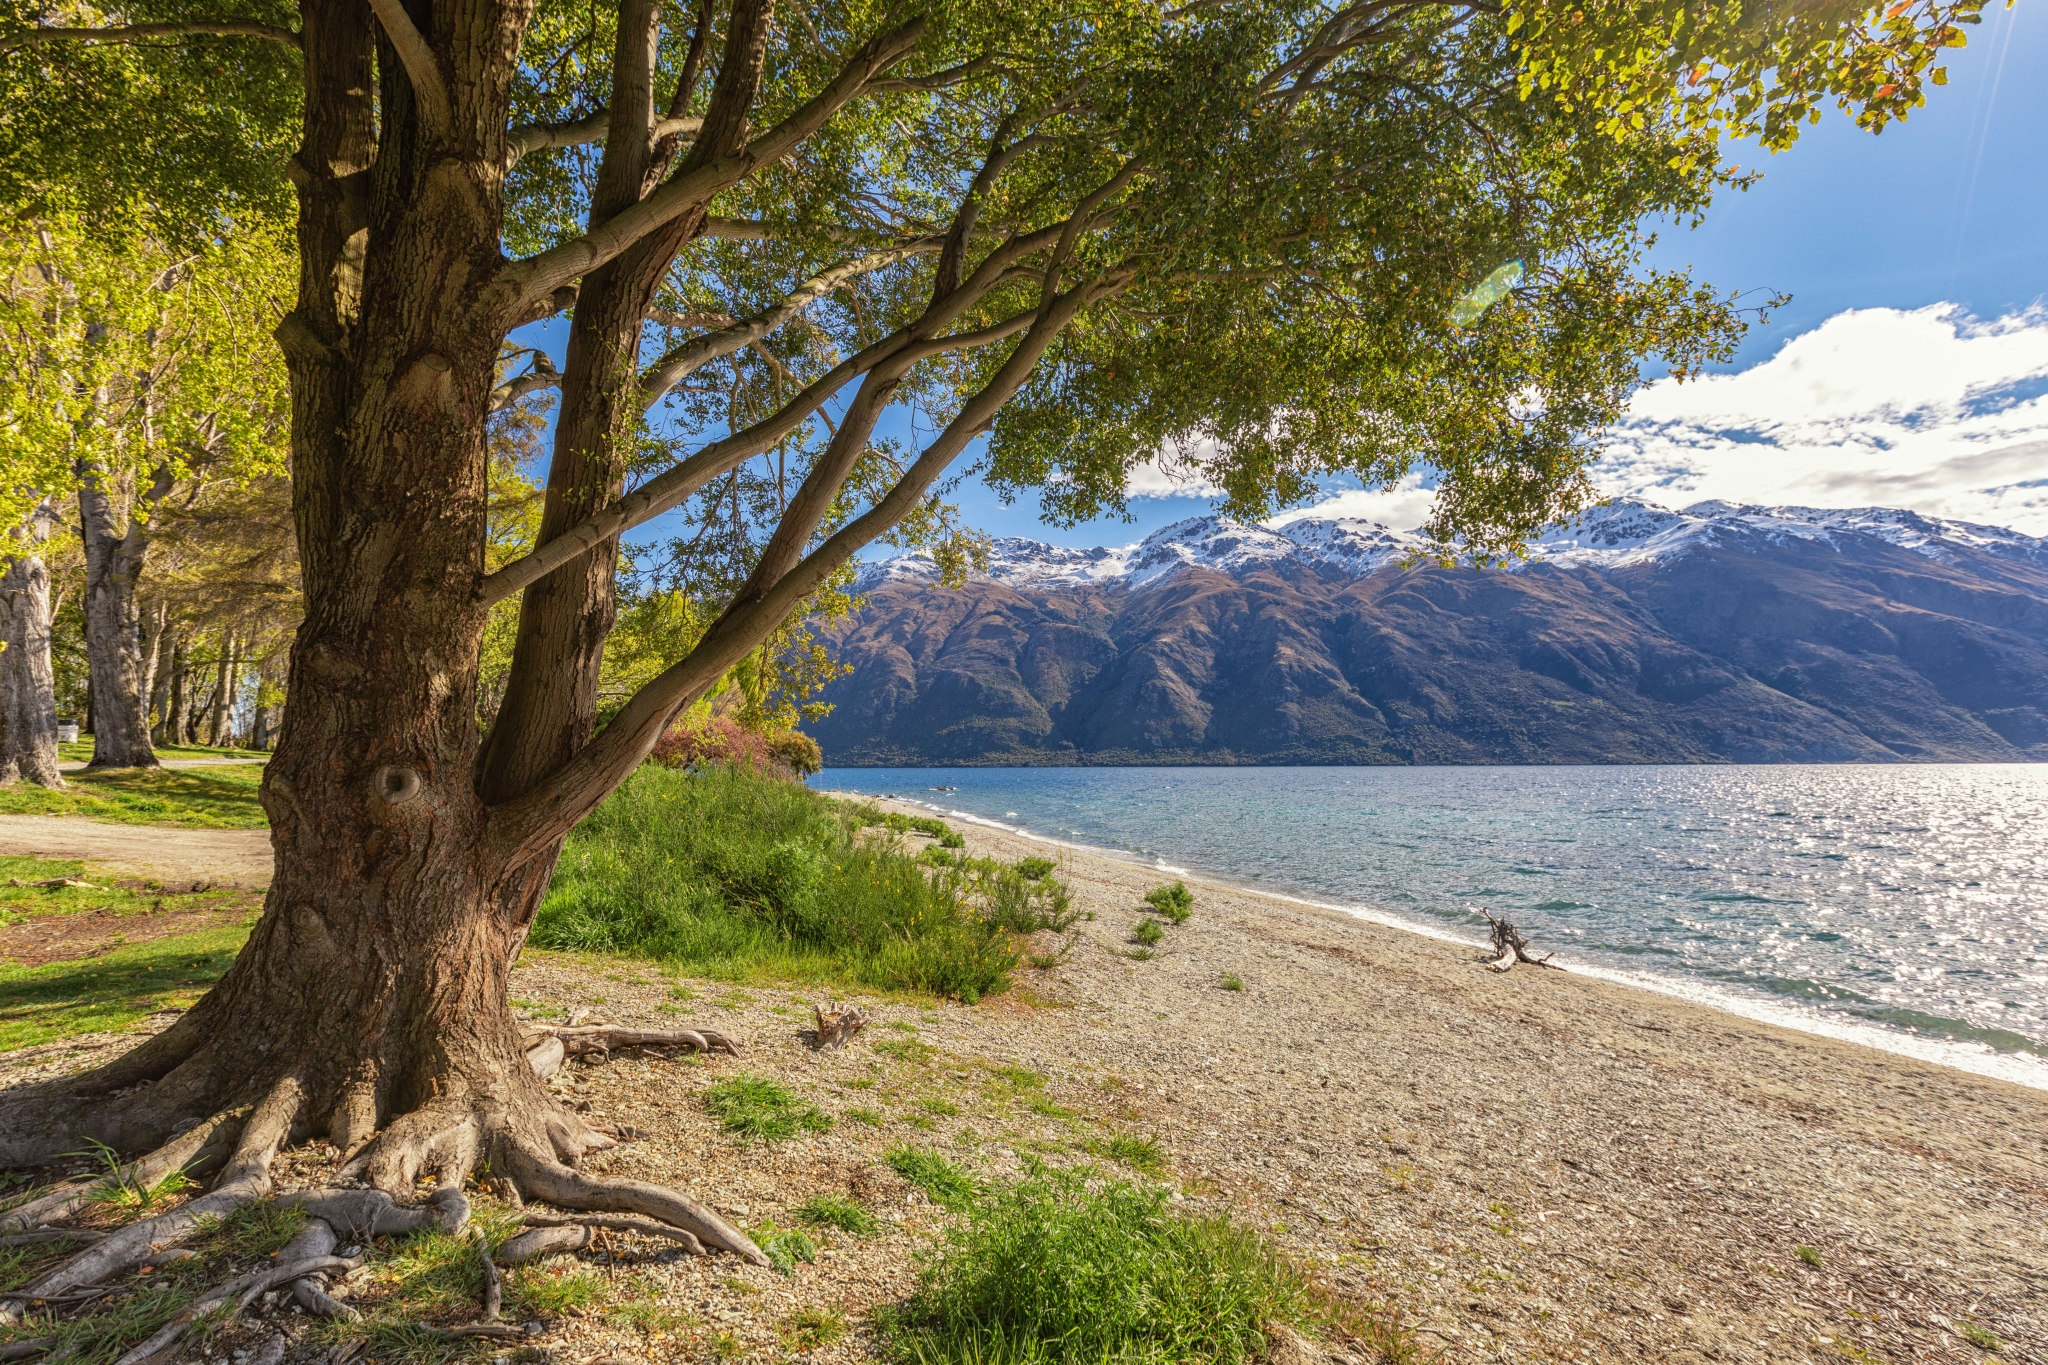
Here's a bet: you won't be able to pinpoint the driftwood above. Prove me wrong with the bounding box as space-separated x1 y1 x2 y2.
1482 909 1560 972
812 1004 869 1050
521 1023 741 1080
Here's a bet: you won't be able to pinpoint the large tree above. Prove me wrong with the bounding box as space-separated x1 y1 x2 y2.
0 0 1982 1281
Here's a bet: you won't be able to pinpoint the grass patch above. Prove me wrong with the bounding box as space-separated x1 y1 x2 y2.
0 925 252 1052
0 856 250 928
782 1305 850 1351
705 1074 833 1142
845 1107 887 1127
887 1146 982 1211
881 1170 1311 1365
794 1193 879 1235
919 1097 962 1117
534 765 1075 1001
1144 883 1193 925
875 1038 938 1064
0 765 268 828
751 1220 820 1276
1956 1321 2001 1350
1080 1134 1169 1178
1015 857 1056 881
1794 1245 1823 1268
1219 972 1244 992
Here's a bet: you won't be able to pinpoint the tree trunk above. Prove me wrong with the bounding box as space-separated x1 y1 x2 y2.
208 629 236 747
151 633 180 746
140 600 169 729
75 465 162 769
0 0 771 1270
0 509 65 788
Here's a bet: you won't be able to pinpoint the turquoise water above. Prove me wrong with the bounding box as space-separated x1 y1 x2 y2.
814 765 2048 1088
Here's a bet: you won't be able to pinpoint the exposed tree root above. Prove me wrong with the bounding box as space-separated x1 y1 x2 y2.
0 1110 243 1234
518 1211 704 1254
1482 909 1561 972
5 1080 298 1302
504 1146 764 1264
498 1222 592 1265
0 1337 52 1360
278 1217 359 1321
109 1252 360 1365
0 1230 102 1247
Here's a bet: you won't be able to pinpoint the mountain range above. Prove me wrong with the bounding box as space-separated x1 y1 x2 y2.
804 499 2048 766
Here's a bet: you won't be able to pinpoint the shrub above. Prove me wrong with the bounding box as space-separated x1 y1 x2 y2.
650 714 818 779
705 1075 833 1142
1794 1245 1823 1268
1145 882 1194 924
1219 972 1244 992
534 765 1027 1000
882 1171 1309 1365
1015 856 1055 881
1131 919 1164 947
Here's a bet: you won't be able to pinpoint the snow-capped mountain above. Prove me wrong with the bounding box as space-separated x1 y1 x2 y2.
859 498 2048 591
819 498 2048 767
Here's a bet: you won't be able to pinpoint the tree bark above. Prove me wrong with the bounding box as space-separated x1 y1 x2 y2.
150 632 179 746
209 630 238 747
0 508 65 788
75 464 163 768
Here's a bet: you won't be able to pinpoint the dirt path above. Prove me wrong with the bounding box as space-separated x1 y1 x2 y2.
0 815 272 887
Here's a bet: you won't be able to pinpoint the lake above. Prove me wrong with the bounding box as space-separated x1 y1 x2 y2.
813 764 2048 1089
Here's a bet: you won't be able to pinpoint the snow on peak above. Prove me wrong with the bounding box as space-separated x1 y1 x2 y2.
854 497 2048 590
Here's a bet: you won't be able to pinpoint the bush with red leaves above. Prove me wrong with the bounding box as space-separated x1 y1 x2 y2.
649 715 822 779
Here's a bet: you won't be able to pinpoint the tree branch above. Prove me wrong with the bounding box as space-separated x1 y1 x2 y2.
365 0 451 133
497 18 928 312
504 111 702 167
0 21 302 53
637 242 940 411
485 276 1111 867
487 354 561 414
866 53 1002 94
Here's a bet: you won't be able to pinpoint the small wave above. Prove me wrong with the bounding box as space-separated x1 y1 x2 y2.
1534 899 1591 911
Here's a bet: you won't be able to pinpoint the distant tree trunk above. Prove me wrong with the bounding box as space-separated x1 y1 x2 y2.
140 601 169 728
82 677 93 737
208 629 237 747
150 632 179 746
0 506 65 788
75 463 165 768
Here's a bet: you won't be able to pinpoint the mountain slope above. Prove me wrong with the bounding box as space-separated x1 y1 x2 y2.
807 501 2048 765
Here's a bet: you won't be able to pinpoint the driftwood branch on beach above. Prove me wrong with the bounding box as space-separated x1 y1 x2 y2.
1482 909 1561 973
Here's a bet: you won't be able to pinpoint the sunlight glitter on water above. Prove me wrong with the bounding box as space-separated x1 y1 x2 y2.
817 763 2048 1090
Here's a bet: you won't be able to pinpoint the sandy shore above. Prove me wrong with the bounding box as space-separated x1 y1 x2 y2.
5 803 2043 1364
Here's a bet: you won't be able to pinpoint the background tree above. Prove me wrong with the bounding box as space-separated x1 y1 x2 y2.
0 220 293 766
0 501 65 785
0 0 1984 1283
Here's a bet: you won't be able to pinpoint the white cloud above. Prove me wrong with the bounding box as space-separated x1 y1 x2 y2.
1124 447 1223 499
1258 304 2048 535
1268 474 1439 531
1599 304 2048 534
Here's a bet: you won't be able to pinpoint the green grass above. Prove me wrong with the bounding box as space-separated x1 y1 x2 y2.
0 764 268 828
846 1107 887 1127
750 1219 820 1275
0 924 252 1051
705 1074 833 1142
1957 1320 2001 1350
782 1305 850 1351
875 1038 939 1064
1144 883 1194 925
1080 1134 1169 1178
887 1146 983 1212
1794 1244 1823 1268
57 740 270 764
1015 857 1056 881
795 1193 879 1235
880 1170 1312 1365
533 765 1072 1001
0 855 251 928
1131 919 1164 947
1219 972 1244 992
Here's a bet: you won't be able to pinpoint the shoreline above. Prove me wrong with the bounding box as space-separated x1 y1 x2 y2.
821 782 2048 1094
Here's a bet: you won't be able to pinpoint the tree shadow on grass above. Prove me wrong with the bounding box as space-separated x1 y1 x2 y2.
0 925 252 1053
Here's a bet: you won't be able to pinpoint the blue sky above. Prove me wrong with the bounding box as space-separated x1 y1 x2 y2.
527 3 2048 555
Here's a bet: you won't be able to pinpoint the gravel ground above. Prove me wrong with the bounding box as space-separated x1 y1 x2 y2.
5 804 2043 1365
